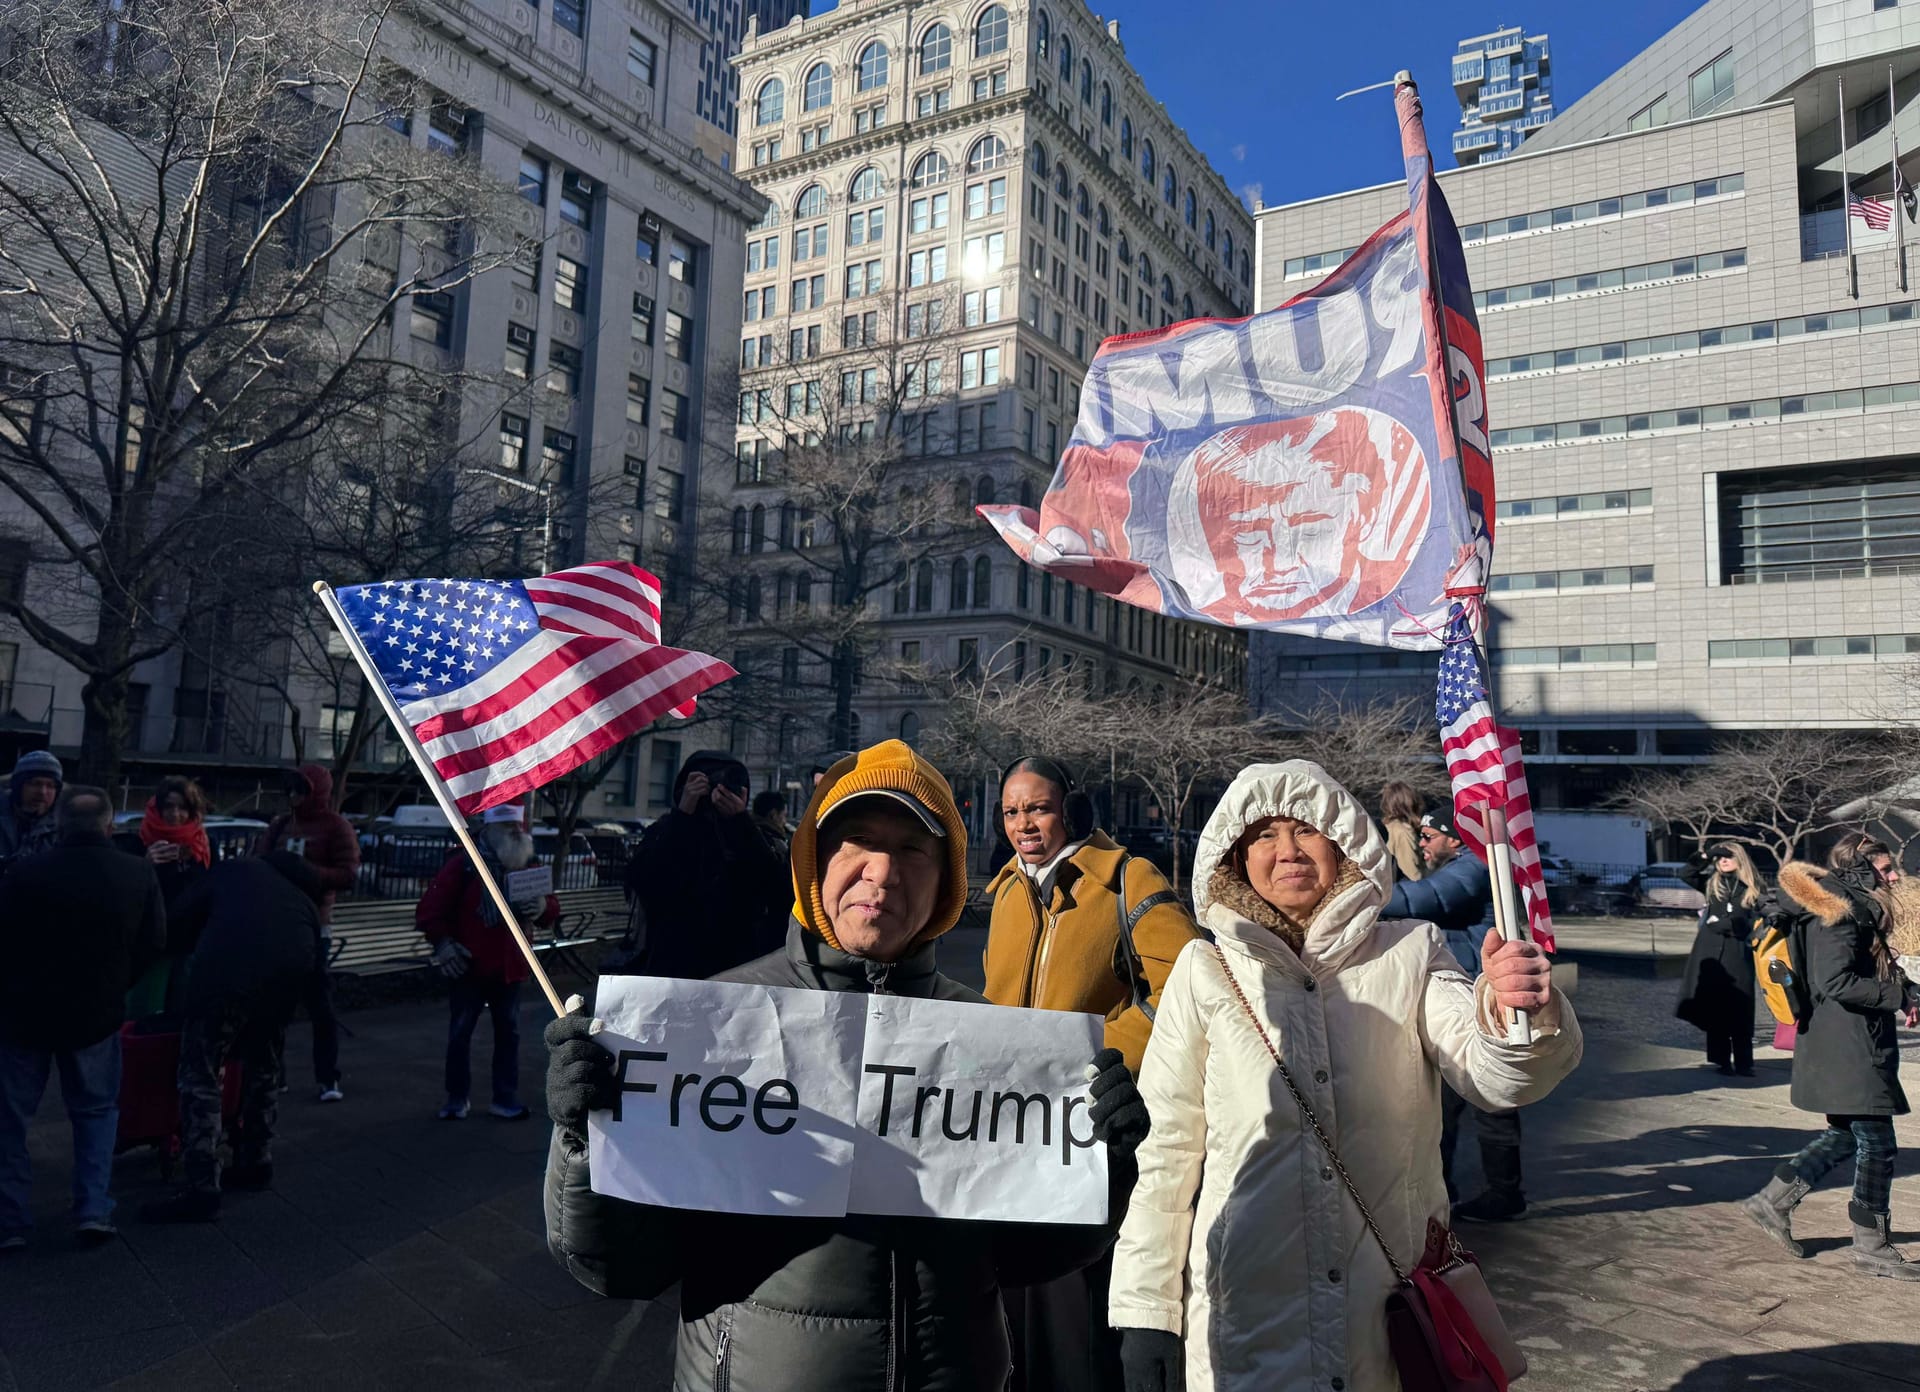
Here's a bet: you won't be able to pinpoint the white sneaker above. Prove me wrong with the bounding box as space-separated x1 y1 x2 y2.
437 1099 470 1120
488 1102 531 1121
318 1084 344 1103
0 1234 26 1253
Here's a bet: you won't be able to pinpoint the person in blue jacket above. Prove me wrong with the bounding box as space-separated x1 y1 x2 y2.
1383 808 1525 1222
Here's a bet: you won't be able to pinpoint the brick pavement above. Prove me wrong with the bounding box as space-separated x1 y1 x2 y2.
0 931 1914 1390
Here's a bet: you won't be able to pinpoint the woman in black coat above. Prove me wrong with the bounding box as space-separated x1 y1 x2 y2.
1676 844 1768 1075
1741 834 1918 1281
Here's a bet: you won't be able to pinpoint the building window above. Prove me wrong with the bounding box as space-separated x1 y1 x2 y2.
547 342 581 395
756 77 785 126
655 467 684 521
960 347 1000 388
660 389 689 441
554 255 587 311
668 238 698 284
1721 462 1920 583
426 100 469 156
551 0 584 37
505 322 535 377
1141 138 1155 182
1628 93 1669 130
804 62 833 109
850 167 884 203
1120 116 1133 161
857 40 890 91
1100 81 1112 126
972 70 1008 100
972 555 991 609
911 151 950 189
518 154 548 205
627 32 658 84
626 374 651 427
918 22 952 74
631 293 655 345
847 207 885 245
1689 51 1735 118
948 556 969 610
908 247 947 286
558 170 596 228
499 413 529 472
663 310 693 361
636 215 659 265
541 428 576 484
974 4 1009 57
408 291 454 347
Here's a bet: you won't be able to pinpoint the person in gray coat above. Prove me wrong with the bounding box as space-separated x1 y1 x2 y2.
543 741 1147 1390
1742 834 1917 1280
0 749 61 874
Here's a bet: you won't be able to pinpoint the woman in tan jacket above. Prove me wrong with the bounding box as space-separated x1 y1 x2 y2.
983 754 1201 1392
1380 779 1426 882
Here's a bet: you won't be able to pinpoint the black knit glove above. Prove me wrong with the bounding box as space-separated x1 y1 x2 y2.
544 994 617 1133
1119 1328 1184 1392
1087 1047 1150 1157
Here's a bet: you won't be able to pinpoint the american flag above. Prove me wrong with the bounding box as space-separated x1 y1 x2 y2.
1435 610 1554 950
335 562 734 815
1850 194 1893 230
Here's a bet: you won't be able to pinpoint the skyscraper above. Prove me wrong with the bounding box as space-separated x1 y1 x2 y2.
1452 25 1554 165
683 0 811 138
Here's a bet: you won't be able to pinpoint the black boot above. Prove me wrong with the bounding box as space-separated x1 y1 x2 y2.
1456 1136 1526 1222
141 1189 220 1223
1850 1202 1920 1281
1741 1166 1812 1258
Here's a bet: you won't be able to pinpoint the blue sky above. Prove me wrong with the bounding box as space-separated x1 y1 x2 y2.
810 0 1707 208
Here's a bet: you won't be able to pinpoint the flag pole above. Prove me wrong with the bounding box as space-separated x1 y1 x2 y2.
310 580 567 1018
1395 71 1533 1044
1841 76 1858 298
1894 64 1907 292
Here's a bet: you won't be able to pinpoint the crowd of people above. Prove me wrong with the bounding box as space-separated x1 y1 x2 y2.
0 733 1915 1385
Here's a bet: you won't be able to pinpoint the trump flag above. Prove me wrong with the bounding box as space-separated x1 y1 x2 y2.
979 87 1494 651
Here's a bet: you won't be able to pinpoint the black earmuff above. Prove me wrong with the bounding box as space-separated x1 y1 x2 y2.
998 755 1097 844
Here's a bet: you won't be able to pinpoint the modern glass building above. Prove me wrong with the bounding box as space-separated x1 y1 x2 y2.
1452 25 1555 165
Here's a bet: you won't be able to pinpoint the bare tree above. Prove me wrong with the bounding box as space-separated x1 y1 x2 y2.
707 282 999 749
1609 728 1918 865
0 0 522 785
1268 692 1451 812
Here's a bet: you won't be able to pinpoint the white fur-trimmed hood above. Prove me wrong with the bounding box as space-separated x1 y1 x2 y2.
1192 759 1394 970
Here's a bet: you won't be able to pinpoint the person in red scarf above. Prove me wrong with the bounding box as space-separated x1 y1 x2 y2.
127 777 212 1016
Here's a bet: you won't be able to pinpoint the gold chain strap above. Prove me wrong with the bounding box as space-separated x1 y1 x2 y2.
1208 944 1408 1284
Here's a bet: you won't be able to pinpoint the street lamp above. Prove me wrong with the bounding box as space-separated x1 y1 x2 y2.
464 466 553 572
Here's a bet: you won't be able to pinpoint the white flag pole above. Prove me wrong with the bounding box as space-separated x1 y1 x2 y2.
1894 64 1907 292
1482 803 1534 1046
311 580 567 1018
1841 76 1858 298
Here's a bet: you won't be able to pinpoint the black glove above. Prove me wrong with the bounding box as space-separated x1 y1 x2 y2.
544 994 617 1133
1087 1047 1150 1157
1119 1327 1184 1392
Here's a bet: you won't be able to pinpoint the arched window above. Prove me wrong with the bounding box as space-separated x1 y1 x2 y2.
899 711 921 745
745 575 763 620
1137 251 1152 281
975 473 996 505
795 183 827 217
949 557 969 610
910 150 950 188
1163 166 1177 206
1222 230 1235 265
1119 116 1133 161
1184 189 1197 228
967 135 1008 172
1204 210 1216 251
1034 10 1050 60
1160 273 1174 304
803 62 832 110
1096 202 1111 236
848 166 883 202
1031 141 1049 178
973 4 1009 58
914 560 934 611
1058 35 1072 82
754 77 784 126
917 23 952 75
1239 250 1250 284
1053 163 1069 197
1100 81 1112 126
1079 60 1092 105
731 507 748 554
856 41 889 91
1075 183 1089 218
750 503 767 551
972 555 992 609
1116 232 1130 262
753 202 781 229
779 501 796 547
794 571 813 610
1140 137 1155 182
1182 292 1194 318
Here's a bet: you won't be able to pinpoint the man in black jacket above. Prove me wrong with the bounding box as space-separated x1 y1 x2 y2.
0 788 165 1249
623 749 792 980
142 851 322 1222
545 741 1147 1391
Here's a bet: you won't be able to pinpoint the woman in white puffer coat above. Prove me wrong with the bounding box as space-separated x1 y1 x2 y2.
1108 761 1583 1392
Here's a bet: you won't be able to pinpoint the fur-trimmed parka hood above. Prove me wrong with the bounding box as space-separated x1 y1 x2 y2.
1778 861 1872 926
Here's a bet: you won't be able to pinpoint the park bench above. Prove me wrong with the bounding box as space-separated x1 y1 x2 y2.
328 885 632 979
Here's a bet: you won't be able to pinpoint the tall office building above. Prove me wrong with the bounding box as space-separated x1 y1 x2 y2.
1252 0 1920 811
0 0 767 816
684 0 811 140
1452 25 1555 165
727 0 1254 845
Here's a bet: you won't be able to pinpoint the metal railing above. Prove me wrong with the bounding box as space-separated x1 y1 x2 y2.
346 831 635 901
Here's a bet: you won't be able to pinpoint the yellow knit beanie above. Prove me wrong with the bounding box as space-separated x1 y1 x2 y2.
791 740 970 951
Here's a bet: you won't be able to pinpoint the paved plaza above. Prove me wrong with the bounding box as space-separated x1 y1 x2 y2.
0 924 1915 1391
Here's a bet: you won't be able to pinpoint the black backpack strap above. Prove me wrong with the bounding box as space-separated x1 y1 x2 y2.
1112 853 1174 1022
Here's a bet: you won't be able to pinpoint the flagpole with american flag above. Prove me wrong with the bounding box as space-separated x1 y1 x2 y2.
1842 76 1859 297
312 562 737 1017
1894 63 1907 293
1396 73 1541 1045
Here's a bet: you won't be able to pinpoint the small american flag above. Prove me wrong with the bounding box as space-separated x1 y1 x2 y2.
1435 610 1554 951
1850 194 1893 230
336 562 734 815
